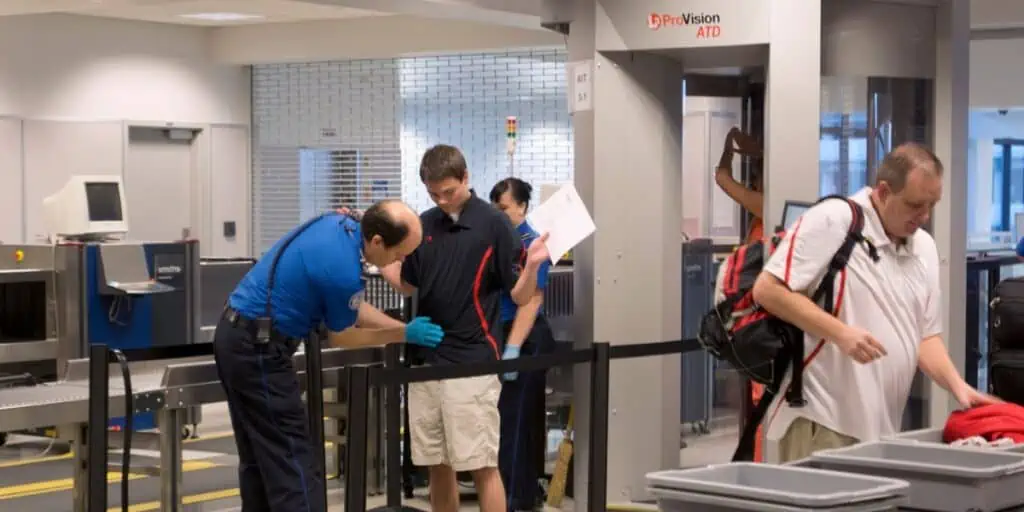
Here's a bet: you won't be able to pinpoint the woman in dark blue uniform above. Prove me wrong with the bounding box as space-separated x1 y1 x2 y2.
490 178 555 512
214 200 444 512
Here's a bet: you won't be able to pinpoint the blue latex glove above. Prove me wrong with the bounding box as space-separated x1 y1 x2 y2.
502 345 521 381
405 317 443 348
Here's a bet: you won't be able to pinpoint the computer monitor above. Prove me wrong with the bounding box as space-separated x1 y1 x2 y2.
781 200 813 231
42 175 129 237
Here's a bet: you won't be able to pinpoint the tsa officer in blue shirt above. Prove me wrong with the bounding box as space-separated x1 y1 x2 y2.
213 199 444 512
490 178 555 511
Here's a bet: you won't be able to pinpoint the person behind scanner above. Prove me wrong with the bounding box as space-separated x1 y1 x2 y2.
214 199 445 512
751 142 999 463
489 177 555 512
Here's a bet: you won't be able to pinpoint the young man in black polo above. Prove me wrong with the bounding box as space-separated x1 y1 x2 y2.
381 144 549 512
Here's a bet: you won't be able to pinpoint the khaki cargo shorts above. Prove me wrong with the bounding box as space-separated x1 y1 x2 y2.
407 373 501 472
777 416 858 463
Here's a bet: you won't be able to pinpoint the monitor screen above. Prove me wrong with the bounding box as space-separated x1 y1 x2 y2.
782 201 813 230
85 182 123 222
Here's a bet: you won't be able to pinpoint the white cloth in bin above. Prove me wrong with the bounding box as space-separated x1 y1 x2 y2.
950 435 1016 449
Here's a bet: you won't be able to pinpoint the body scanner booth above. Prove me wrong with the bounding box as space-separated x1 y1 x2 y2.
549 0 969 506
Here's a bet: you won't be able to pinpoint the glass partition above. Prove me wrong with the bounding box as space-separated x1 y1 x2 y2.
819 77 869 196
820 75 934 429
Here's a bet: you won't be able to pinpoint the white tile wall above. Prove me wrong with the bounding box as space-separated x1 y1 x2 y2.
251 48 573 253
399 49 573 212
252 61 402 253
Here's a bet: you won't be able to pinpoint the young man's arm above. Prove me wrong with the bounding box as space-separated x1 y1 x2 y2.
380 260 417 297
751 200 887 363
505 293 544 349
504 258 551 349
492 217 534 305
511 266 540 306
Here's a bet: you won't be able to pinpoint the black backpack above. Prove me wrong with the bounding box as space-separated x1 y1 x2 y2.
988 278 1024 405
698 195 878 461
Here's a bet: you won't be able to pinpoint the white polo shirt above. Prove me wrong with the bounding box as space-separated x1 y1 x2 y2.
761 187 942 443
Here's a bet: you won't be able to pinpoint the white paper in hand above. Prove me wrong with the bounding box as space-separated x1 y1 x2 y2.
526 184 596 264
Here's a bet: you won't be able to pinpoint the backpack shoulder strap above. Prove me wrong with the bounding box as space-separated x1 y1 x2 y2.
790 197 878 412
808 196 878 305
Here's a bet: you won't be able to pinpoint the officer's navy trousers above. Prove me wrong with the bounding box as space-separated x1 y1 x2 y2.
213 315 324 512
498 317 556 511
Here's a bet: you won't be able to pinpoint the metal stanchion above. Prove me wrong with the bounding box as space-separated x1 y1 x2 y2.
384 344 403 507
306 331 326 508
158 409 184 511
345 365 371 512
587 342 611 511
87 344 110 512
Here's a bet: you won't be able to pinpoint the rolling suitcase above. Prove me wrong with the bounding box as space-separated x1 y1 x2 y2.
988 277 1024 405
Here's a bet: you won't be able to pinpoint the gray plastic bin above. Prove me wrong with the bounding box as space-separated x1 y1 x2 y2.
883 426 1024 453
784 457 821 469
646 463 909 511
811 441 1024 512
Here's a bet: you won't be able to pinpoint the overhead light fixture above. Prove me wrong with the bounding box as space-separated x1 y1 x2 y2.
178 12 265 21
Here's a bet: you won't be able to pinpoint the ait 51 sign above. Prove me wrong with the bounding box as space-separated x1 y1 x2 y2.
647 11 722 39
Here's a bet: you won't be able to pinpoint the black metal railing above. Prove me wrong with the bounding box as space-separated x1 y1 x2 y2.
87 342 219 511
85 335 703 511
344 338 702 512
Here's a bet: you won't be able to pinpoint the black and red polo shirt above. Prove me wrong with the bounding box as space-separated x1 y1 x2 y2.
401 193 523 365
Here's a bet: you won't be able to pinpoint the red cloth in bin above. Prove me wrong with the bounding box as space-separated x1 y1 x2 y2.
943 403 1024 444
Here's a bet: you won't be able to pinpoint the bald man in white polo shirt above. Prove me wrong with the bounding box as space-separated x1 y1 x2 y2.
752 142 999 462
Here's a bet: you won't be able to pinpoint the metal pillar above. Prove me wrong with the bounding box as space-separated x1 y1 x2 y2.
587 342 611 511
344 366 370 512
306 331 327 508
384 344 403 506
159 408 184 512
72 424 89 512
366 382 385 495
87 344 109 512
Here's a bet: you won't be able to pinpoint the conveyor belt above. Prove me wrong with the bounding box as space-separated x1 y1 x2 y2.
0 368 169 434
0 347 381 435
0 346 382 511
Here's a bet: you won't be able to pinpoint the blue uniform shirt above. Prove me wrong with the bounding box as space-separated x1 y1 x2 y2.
229 215 365 339
499 221 551 323
1017 237 1024 258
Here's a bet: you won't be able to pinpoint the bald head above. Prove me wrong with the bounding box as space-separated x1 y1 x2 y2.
360 199 423 267
875 142 943 193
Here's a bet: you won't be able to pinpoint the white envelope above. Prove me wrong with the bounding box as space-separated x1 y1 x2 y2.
526 183 597 264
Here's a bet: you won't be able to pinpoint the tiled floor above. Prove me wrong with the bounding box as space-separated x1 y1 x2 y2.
0 403 740 511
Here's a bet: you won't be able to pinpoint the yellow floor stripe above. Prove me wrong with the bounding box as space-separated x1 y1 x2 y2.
0 460 220 500
0 453 72 468
116 487 241 512
0 472 145 500
184 430 234 443
0 430 235 469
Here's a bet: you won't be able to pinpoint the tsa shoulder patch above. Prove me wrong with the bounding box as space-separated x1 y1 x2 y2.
349 290 365 311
